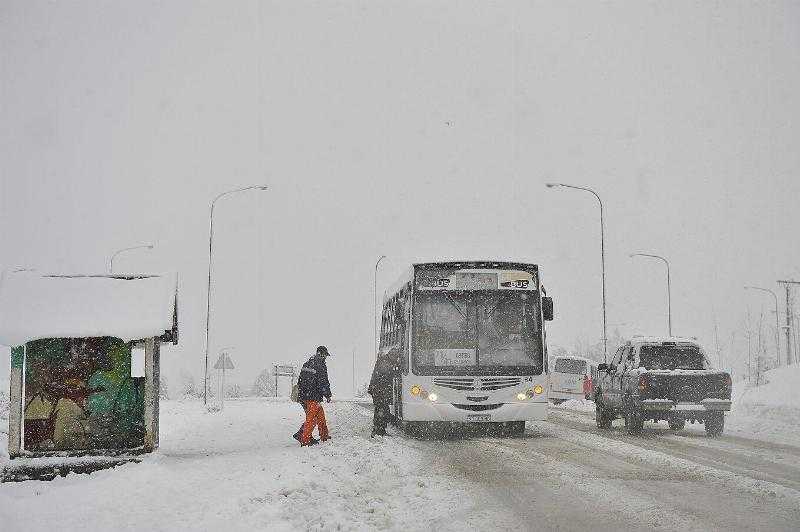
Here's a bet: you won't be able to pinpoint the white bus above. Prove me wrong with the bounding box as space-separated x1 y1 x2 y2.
378 261 554 435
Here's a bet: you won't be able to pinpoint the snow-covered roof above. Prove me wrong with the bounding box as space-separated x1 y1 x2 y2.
0 271 178 346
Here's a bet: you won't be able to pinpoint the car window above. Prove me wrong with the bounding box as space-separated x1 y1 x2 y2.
622 346 634 370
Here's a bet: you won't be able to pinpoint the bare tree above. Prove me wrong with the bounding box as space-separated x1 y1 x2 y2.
251 369 276 397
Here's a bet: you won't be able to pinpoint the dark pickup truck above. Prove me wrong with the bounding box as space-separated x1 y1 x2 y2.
593 337 732 436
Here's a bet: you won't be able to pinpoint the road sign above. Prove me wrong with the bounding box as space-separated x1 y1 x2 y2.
214 353 234 370
274 364 295 376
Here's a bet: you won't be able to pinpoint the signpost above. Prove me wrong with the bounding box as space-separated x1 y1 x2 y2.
273 364 296 398
214 352 234 409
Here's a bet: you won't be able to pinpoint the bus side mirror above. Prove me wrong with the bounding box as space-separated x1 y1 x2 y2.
542 297 554 321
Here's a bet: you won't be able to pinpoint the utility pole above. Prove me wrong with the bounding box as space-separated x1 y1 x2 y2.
777 280 800 366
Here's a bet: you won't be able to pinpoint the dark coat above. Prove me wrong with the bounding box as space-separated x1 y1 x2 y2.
297 354 332 402
368 352 399 403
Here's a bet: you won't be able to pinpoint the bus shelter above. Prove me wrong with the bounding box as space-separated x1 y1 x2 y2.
0 271 178 458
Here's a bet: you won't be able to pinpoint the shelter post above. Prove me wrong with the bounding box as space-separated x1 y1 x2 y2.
144 337 161 451
8 345 24 457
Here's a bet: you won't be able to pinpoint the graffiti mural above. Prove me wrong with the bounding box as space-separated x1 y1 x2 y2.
23 337 145 452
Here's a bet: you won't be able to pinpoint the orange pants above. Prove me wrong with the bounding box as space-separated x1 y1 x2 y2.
301 401 329 444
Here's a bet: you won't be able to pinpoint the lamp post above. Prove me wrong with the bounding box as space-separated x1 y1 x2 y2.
630 253 672 336
374 255 386 358
546 183 608 362
203 185 268 406
744 286 781 366
109 244 153 273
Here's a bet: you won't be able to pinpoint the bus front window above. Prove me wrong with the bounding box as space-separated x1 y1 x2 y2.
413 292 475 367
477 292 541 368
413 291 543 375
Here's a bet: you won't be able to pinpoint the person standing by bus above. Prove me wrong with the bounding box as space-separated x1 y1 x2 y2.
368 350 400 437
295 346 333 446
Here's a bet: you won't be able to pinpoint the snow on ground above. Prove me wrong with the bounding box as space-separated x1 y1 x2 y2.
728 363 800 445
0 398 506 531
549 398 595 413
734 363 800 408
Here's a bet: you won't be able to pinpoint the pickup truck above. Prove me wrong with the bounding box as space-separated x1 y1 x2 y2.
593 337 732 436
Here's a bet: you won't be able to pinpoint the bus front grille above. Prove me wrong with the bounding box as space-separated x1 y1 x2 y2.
433 377 475 390
453 403 503 411
432 377 524 391
478 377 522 391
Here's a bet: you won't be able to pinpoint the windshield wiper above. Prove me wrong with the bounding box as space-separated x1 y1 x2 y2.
442 292 469 321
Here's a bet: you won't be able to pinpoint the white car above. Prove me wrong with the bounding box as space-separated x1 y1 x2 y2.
550 356 595 404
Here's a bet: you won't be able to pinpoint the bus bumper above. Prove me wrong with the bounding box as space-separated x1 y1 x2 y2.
401 401 548 422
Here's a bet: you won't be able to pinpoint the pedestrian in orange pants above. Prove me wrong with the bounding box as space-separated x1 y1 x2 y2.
294 346 333 446
301 399 330 445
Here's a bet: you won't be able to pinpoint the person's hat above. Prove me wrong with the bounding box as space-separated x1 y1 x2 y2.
316 345 330 357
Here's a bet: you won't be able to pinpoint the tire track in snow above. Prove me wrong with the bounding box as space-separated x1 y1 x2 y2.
548 409 800 492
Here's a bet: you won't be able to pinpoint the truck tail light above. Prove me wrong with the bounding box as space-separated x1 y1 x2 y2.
638 375 649 393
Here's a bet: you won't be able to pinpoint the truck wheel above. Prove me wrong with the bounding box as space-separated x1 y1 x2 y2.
596 403 612 429
705 413 724 437
625 410 644 435
668 416 686 431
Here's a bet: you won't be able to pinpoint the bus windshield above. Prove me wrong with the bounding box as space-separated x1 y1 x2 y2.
412 291 543 375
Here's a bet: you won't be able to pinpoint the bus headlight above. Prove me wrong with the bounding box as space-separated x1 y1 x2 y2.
516 393 528 401
410 385 422 396
428 393 438 402
533 384 544 395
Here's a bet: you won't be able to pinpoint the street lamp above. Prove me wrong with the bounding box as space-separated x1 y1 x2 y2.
744 286 781 366
546 182 608 362
203 185 268 406
630 253 672 336
109 244 153 273
374 255 386 358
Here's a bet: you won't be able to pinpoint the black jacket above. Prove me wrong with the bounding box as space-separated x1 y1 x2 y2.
368 352 400 403
297 354 332 402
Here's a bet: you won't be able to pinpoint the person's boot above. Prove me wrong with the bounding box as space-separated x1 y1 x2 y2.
300 438 319 447
292 431 302 443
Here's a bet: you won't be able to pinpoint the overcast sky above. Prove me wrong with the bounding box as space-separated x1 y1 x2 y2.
2 1 799 393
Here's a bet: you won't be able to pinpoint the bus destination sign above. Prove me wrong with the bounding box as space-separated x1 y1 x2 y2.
417 269 538 290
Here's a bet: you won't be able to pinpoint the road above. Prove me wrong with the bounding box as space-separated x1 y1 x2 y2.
2 400 799 531
392 405 800 532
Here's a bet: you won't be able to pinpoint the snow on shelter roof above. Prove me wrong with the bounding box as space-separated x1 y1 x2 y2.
0 271 178 346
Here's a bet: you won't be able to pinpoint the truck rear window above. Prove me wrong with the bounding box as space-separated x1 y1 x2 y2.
639 344 706 370
553 358 587 374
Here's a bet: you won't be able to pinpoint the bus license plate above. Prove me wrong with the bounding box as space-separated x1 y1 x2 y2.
466 414 492 422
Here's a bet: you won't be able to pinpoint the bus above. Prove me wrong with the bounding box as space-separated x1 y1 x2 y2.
377 261 554 435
